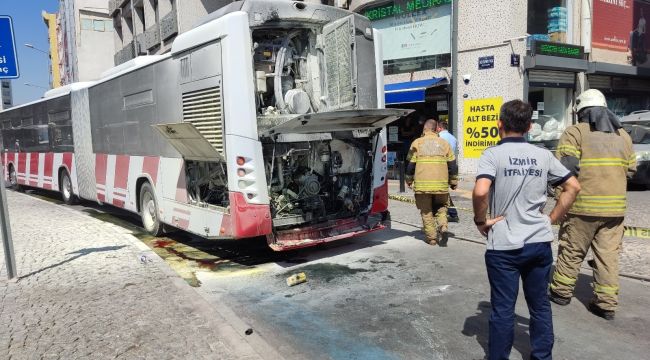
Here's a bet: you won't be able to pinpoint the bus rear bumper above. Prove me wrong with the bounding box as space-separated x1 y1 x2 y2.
267 211 390 251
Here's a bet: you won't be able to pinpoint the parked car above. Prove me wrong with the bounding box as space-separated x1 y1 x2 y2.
621 111 650 188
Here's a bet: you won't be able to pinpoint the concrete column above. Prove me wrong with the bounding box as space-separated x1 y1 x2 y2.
452 0 528 175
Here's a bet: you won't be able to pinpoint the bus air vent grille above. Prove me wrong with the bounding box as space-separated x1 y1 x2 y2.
182 86 224 154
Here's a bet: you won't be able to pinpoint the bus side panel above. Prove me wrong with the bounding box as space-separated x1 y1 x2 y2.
71 88 97 202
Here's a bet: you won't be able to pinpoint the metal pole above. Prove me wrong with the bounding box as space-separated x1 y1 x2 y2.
399 160 406 193
0 163 17 280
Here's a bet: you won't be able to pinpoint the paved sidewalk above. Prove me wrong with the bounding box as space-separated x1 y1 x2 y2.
0 192 267 359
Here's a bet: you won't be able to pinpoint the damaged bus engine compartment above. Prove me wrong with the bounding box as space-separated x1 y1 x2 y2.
264 137 374 228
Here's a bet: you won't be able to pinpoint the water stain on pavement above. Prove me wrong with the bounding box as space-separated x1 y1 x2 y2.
286 263 376 283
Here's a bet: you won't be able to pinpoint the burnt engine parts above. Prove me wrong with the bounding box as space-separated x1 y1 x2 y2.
265 139 373 228
253 29 321 115
185 160 229 208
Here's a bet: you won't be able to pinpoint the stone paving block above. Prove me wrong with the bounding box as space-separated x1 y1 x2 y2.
0 192 261 359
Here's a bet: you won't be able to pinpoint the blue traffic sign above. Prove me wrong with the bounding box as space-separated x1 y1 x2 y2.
0 16 19 78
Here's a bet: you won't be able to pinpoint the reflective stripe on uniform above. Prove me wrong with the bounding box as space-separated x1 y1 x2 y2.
557 145 581 157
594 284 619 295
415 159 447 164
413 180 449 192
580 158 630 167
553 272 577 286
572 195 627 214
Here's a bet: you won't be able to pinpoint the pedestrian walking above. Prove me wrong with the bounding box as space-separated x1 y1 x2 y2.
405 119 458 246
472 100 580 360
436 120 460 223
549 89 637 320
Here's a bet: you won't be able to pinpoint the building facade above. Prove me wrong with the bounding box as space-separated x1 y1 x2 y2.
44 0 115 87
109 0 235 65
0 81 12 110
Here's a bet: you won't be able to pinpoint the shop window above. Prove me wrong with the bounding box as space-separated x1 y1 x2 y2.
528 87 572 143
528 0 571 46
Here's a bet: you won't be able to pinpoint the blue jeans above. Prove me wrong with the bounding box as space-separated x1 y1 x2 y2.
485 242 554 360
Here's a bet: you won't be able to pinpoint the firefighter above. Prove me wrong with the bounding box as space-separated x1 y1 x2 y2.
549 89 637 320
405 119 458 247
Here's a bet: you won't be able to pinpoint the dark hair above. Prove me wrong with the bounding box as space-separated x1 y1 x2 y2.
499 100 532 134
437 120 449 130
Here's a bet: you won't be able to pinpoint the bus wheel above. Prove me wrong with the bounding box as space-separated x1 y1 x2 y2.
140 182 164 236
8 165 21 191
60 170 78 205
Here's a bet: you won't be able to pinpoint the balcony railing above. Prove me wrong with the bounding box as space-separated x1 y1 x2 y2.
114 41 136 66
144 24 160 51
160 11 178 41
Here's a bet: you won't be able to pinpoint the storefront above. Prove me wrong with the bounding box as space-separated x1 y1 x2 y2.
587 64 650 117
524 42 588 150
354 0 453 176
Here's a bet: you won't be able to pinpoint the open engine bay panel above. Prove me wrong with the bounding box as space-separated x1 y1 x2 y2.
263 135 375 228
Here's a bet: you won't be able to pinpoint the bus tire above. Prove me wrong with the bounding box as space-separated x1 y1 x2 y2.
139 182 164 237
7 165 22 191
60 170 78 205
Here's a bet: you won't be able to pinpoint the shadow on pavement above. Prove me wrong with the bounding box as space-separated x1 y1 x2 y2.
22 189 406 270
19 245 127 280
462 301 533 359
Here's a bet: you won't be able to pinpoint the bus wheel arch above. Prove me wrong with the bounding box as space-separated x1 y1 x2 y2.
138 180 164 236
59 167 78 204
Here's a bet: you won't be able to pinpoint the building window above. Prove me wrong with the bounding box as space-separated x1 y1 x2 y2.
93 19 105 31
81 18 93 30
104 20 114 32
528 0 571 46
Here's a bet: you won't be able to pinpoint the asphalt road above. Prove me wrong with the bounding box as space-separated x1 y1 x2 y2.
18 188 650 360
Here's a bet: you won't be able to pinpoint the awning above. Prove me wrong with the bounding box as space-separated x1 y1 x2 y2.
384 78 447 105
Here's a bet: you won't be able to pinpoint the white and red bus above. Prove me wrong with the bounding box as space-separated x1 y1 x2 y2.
1 0 408 250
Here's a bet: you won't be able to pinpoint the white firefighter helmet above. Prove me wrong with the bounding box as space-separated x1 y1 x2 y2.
575 89 607 113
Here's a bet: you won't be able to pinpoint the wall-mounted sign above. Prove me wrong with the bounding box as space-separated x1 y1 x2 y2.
364 1 452 61
436 100 448 111
463 97 503 158
478 56 495 70
388 126 399 142
533 41 584 59
511 54 521 67
592 0 650 68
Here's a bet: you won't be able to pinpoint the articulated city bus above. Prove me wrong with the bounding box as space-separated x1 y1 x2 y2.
0 0 409 250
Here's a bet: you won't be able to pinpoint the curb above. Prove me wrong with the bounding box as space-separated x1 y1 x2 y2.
11 191 283 360
390 206 650 283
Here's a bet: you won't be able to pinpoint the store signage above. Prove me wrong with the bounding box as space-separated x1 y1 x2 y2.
436 100 448 111
511 54 521 67
592 0 650 68
364 1 452 61
363 0 453 21
0 16 20 78
463 97 502 158
478 56 495 70
533 41 584 59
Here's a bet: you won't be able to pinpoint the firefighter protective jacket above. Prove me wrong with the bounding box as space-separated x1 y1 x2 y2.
557 123 636 217
405 130 459 194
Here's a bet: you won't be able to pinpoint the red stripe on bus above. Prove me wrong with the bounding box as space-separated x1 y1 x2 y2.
142 156 159 184
95 153 108 186
112 199 125 208
174 217 190 230
29 153 39 186
62 153 73 173
227 192 272 238
114 155 130 190
173 208 192 216
44 152 54 179
175 162 188 202
17 153 27 185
